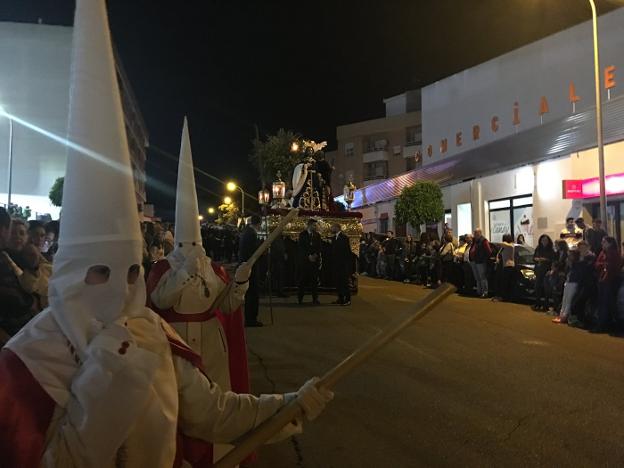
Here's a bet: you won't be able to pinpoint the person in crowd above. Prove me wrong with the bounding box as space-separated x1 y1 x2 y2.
27 220 46 251
532 234 555 311
298 218 322 305
592 236 622 333
402 235 418 283
545 261 566 314
365 239 380 277
568 240 597 328
469 228 492 298
575 217 587 239
143 240 164 279
359 235 369 275
439 233 455 285
586 218 607 254
516 234 526 245
495 234 516 302
553 250 582 324
376 243 387 279
458 234 475 294
270 234 288 298
428 239 441 288
42 220 60 262
560 216 583 248
239 215 263 326
554 239 569 264
382 231 399 280
416 233 431 286
23 220 53 310
0 210 36 341
330 223 353 306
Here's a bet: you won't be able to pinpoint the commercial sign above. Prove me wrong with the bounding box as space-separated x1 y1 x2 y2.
562 173 624 199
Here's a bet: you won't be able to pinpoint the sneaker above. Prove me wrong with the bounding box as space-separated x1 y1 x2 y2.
341 301 352 306
552 317 562 323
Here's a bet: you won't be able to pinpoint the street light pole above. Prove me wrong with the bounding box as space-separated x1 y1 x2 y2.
589 0 608 231
238 186 245 218
6 116 14 208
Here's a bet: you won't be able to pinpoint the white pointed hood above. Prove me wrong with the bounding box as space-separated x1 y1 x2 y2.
173 117 203 253
47 0 145 358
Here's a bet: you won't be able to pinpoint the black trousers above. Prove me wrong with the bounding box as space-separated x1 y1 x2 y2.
335 268 351 303
298 261 319 301
244 269 259 323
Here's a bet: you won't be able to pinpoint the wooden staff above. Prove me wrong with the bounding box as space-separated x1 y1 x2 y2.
214 283 456 468
209 208 299 312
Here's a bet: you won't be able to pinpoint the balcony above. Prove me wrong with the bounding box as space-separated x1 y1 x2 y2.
362 149 389 163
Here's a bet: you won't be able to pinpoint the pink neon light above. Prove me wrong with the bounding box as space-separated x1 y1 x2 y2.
563 173 624 199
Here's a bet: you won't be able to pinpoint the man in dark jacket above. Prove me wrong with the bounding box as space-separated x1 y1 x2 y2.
586 218 607 254
238 215 263 326
298 218 322 305
330 222 353 305
382 231 400 280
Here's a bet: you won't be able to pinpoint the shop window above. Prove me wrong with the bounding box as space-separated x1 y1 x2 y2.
457 203 472 237
379 217 389 234
488 194 533 246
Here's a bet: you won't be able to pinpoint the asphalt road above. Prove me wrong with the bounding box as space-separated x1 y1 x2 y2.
244 276 624 468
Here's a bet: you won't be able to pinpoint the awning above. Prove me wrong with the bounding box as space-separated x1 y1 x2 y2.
347 94 624 209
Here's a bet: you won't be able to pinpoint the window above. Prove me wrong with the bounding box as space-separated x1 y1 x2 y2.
405 157 416 171
344 142 354 157
379 218 389 234
488 194 533 245
406 125 422 146
364 161 388 181
457 203 472 237
364 138 388 153
444 210 452 229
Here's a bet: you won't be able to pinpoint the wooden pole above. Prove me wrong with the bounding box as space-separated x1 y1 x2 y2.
214 283 455 468
209 208 299 313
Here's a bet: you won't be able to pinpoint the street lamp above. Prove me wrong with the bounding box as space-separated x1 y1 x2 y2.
0 105 14 208
198 215 204 221
258 188 270 205
207 207 215 215
291 141 299 153
272 171 286 208
588 0 608 231
226 181 245 217
223 195 233 205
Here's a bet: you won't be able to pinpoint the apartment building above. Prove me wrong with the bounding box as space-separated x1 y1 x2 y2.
330 90 422 198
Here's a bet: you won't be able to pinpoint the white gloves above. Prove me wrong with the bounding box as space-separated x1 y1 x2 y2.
294 377 334 421
235 262 252 283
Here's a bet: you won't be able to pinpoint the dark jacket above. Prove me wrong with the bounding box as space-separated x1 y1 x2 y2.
586 227 607 254
469 237 492 264
298 229 322 263
383 237 399 255
238 225 260 262
0 249 35 336
331 232 353 273
595 249 621 284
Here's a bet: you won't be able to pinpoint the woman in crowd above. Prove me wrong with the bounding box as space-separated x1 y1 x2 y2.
567 240 597 328
439 233 455 285
516 234 526 245
544 260 566 314
554 239 569 264
402 235 418 283
496 234 516 302
532 234 555 311
592 236 622 333
553 249 582 324
42 220 59 262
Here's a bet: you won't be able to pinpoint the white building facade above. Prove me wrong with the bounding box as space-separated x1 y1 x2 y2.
0 21 148 219
340 7 624 246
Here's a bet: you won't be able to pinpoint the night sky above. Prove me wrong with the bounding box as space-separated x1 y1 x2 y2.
1 0 621 219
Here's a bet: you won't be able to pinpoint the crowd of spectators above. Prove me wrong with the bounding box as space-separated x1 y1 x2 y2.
359 216 623 334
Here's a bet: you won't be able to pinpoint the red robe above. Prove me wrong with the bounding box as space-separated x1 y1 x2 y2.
146 259 250 394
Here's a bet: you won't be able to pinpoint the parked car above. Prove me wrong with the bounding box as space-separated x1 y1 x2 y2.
488 243 536 301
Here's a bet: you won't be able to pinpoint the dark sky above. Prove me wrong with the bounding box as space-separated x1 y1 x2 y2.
1 0 621 219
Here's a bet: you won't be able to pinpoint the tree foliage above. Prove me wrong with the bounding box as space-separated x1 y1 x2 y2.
395 181 444 231
250 129 302 186
49 177 64 207
218 202 239 225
